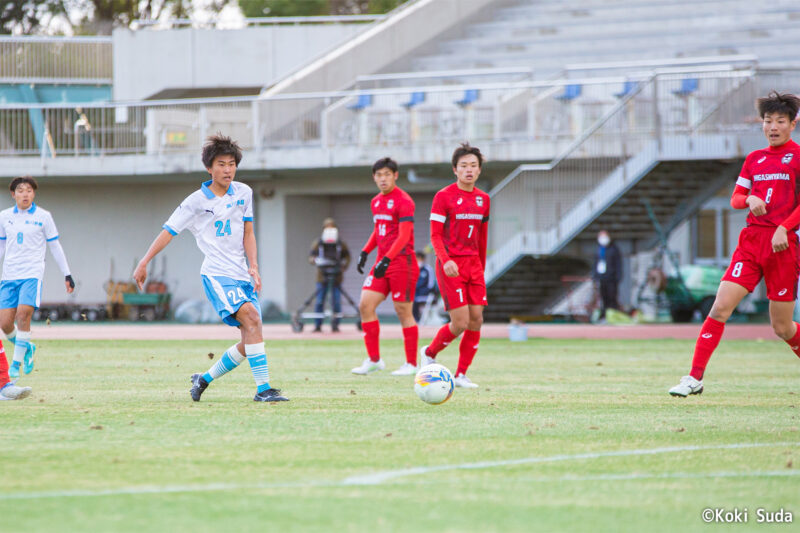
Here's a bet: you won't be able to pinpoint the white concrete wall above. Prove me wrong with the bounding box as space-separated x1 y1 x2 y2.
113 24 366 101
4 182 206 307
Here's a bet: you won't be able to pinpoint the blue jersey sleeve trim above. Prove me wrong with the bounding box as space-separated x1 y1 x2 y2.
243 216 254 222
162 224 178 236
46 235 59 242
398 216 414 222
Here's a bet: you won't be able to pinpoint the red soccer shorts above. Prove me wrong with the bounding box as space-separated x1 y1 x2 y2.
436 255 488 310
363 254 419 302
722 225 799 301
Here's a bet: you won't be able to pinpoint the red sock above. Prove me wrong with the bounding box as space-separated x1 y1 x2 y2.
426 324 458 357
783 322 800 359
690 317 725 380
456 329 481 376
0 341 8 389
362 320 380 362
402 325 418 365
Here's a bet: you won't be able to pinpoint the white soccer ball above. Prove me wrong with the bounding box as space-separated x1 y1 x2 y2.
414 363 454 405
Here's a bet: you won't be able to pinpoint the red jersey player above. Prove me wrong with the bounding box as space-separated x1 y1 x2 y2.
421 143 490 389
351 158 420 376
670 91 800 397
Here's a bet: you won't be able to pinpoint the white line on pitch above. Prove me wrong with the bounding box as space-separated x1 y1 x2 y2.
340 441 798 485
0 441 796 500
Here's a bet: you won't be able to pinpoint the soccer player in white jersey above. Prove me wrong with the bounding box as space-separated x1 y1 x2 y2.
133 134 288 403
0 176 74 384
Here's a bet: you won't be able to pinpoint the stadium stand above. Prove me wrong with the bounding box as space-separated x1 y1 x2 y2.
1 0 799 320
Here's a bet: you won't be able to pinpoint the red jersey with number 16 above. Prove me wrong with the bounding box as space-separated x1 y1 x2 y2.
737 140 800 229
371 186 415 258
430 183 490 257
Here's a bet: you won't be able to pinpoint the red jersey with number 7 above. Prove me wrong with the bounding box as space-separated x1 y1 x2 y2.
371 186 415 258
737 140 800 229
430 183 490 257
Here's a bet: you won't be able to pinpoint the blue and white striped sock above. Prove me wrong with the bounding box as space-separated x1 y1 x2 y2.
12 331 30 369
202 344 245 383
245 343 270 393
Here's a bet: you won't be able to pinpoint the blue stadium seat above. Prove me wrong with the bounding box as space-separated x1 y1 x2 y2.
402 91 426 108
614 81 639 98
455 89 479 106
672 78 699 97
347 94 373 111
555 84 582 101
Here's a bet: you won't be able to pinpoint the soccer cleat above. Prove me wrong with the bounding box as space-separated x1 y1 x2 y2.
454 373 479 389
0 382 32 401
351 358 385 375
390 362 417 376
9 362 20 379
419 345 436 366
23 342 36 375
253 388 289 402
669 375 704 397
189 373 209 402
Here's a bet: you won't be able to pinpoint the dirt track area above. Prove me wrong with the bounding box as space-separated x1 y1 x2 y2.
25 322 777 341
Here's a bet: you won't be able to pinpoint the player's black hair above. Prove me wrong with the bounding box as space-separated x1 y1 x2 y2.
201 133 242 169
9 175 38 192
372 157 398 174
756 91 800 120
451 143 483 168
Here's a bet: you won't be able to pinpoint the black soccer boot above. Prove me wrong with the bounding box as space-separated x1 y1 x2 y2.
190 373 209 402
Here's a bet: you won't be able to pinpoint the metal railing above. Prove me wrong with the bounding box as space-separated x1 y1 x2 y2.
131 14 388 30
0 36 113 84
485 66 777 282
0 64 771 163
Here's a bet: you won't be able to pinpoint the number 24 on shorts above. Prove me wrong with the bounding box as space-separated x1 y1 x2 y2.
227 287 248 305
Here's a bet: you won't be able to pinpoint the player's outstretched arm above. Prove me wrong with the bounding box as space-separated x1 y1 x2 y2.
47 239 74 294
243 221 261 293
133 230 174 290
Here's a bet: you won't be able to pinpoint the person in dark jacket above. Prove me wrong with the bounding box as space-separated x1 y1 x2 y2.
308 218 350 332
592 230 622 320
413 251 438 323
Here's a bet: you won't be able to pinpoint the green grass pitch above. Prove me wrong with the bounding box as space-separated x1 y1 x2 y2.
1 337 798 532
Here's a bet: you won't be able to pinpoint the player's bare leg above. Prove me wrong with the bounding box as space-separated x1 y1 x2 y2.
391 300 418 375
768 300 800 361
353 289 386 374
670 281 749 396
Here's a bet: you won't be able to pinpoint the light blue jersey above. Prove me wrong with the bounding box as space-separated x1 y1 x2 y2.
164 180 257 326
163 180 254 281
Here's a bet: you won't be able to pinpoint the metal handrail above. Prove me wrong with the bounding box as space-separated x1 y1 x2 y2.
0 36 111 43
355 66 533 83
132 14 388 29
489 68 755 197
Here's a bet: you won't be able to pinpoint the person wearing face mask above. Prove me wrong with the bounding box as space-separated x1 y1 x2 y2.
308 218 350 333
592 230 622 321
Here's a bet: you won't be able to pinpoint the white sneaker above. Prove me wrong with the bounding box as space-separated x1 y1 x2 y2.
0 382 32 401
454 373 479 389
668 375 703 397
419 345 436 366
351 358 385 375
390 363 417 376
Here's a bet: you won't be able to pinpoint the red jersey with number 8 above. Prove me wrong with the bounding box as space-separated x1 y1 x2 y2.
371 186 415 258
430 183 490 257
737 140 800 229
